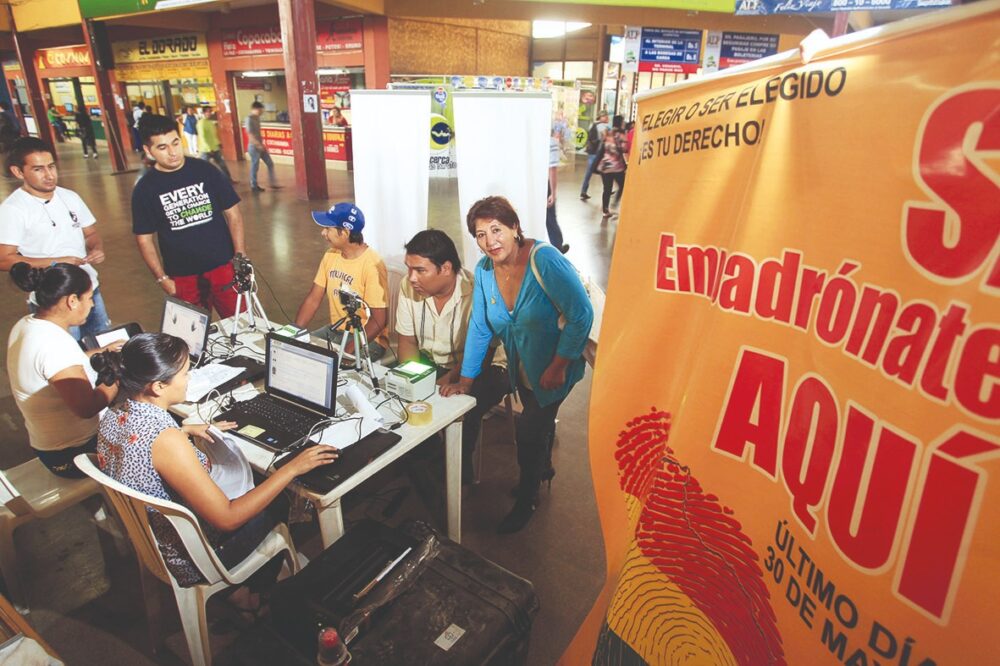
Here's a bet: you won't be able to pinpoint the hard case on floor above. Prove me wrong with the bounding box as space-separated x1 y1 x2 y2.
270 520 539 665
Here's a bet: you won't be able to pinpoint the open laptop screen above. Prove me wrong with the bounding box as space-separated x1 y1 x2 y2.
266 335 339 416
161 296 211 361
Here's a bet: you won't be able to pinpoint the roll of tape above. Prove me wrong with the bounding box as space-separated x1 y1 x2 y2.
406 401 433 426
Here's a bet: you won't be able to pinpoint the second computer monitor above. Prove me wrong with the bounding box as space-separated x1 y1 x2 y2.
161 296 211 362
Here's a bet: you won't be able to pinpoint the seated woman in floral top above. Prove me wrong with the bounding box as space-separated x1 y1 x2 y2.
92 333 337 586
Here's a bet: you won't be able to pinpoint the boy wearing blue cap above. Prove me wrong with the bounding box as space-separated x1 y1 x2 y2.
294 202 389 359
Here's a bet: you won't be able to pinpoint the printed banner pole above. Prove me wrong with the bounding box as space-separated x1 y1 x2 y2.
349 89 431 260
453 91 551 270
566 2 1000 664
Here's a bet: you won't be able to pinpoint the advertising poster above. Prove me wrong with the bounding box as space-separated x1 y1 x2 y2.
704 31 780 72
736 0 950 13
638 27 703 74
390 78 457 178
563 3 1000 665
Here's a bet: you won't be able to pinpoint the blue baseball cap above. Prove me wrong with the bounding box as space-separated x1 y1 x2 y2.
311 202 365 232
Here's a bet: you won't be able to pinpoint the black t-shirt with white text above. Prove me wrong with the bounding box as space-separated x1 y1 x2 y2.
131 157 241 277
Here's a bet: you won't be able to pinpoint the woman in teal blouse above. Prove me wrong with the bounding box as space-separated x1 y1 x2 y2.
441 196 593 533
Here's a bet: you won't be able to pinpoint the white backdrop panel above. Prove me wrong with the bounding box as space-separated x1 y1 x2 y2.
453 92 551 270
350 90 431 260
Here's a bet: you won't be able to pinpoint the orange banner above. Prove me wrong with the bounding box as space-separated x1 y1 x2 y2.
568 3 1000 665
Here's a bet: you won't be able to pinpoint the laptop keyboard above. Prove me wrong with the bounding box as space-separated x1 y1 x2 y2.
231 395 319 439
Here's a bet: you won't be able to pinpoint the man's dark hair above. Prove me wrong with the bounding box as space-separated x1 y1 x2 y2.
251 101 264 110
6 136 54 172
405 229 462 272
347 230 364 245
138 113 179 145
465 196 523 246
612 114 624 130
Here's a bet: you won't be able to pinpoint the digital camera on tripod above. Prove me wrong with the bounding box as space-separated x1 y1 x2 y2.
225 253 272 343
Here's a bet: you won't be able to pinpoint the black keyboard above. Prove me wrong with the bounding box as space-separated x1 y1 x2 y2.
230 395 318 438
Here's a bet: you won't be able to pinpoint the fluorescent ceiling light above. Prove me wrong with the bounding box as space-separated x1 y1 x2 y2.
318 68 348 75
155 0 216 9
532 20 591 39
242 71 276 78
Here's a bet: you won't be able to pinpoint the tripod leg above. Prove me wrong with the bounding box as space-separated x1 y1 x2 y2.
229 292 244 344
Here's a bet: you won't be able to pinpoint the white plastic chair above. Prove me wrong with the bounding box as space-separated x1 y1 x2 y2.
74 454 300 666
0 457 103 610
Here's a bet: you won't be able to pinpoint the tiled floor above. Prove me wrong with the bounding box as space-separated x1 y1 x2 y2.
0 143 622 665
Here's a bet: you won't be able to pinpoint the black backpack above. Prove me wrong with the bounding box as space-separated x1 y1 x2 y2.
586 123 600 153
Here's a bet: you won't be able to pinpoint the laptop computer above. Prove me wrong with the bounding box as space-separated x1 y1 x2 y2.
161 296 266 393
216 334 341 451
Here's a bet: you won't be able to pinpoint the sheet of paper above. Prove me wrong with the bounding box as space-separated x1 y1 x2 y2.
186 363 245 402
315 416 380 451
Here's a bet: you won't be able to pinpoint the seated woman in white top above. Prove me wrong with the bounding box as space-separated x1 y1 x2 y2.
6 262 119 477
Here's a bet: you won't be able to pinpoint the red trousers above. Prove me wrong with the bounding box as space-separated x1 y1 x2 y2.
172 262 238 318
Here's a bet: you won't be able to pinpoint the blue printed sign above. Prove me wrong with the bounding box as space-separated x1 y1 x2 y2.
639 27 703 74
736 0 950 14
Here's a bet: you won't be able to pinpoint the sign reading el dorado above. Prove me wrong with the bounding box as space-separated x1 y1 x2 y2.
112 34 211 82
566 3 1000 665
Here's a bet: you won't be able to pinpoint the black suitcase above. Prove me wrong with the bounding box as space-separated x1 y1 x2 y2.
269 520 539 665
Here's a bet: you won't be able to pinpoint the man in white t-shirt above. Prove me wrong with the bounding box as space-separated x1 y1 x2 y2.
397 230 510 483
0 137 111 340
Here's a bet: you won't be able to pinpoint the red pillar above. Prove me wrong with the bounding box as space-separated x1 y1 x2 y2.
9 13 53 146
83 20 130 173
205 26 241 163
278 0 327 201
362 16 390 91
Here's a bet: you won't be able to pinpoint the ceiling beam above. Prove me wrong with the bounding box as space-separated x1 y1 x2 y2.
319 0 386 15
385 0 831 35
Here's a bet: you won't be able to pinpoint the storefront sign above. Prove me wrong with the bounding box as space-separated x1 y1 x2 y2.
564 3 1000 664
35 46 92 71
114 60 212 82
245 125 352 161
512 0 734 12
704 31 780 72
638 27 702 74
622 26 641 73
113 34 208 63
735 0 949 13
221 18 363 57
320 75 351 110
316 17 363 52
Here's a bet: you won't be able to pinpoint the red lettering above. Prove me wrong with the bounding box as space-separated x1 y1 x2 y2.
897 430 1000 620
903 88 1000 289
954 327 1000 419
827 406 917 570
782 376 839 534
656 234 676 291
712 348 785 478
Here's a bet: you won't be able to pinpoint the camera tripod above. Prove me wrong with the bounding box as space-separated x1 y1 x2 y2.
330 305 380 389
225 260 272 344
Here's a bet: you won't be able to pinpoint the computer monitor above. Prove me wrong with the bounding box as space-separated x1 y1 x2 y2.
265 334 339 416
161 296 211 362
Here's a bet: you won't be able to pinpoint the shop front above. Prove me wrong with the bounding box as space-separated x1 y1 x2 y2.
112 33 215 119
34 45 105 145
217 15 365 169
2 59 34 134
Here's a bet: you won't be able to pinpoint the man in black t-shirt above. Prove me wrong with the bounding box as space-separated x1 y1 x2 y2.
132 114 247 317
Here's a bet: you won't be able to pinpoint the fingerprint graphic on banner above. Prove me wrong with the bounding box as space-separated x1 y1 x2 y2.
594 410 784 665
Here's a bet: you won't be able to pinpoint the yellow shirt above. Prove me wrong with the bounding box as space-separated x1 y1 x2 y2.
313 246 389 348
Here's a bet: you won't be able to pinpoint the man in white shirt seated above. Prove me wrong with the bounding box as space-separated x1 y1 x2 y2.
396 230 510 482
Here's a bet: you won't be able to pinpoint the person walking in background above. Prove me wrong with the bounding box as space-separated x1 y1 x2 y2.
47 106 66 143
0 100 22 155
546 125 570 254
579 110 609 201
595 121 628 217
73 108 98 159
197 107 234 183
244 101 280 193
182 107 199 155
